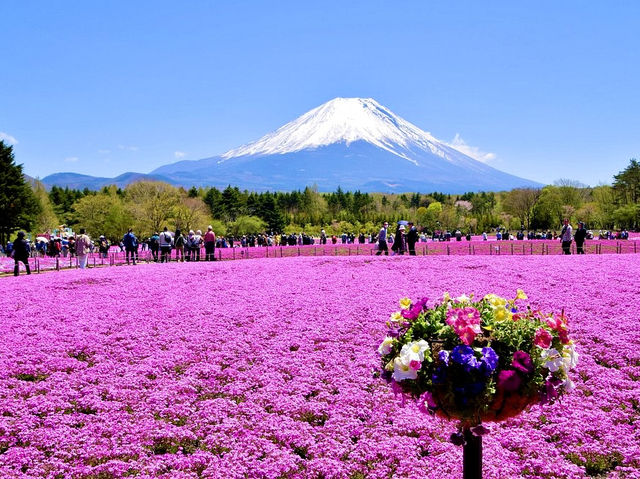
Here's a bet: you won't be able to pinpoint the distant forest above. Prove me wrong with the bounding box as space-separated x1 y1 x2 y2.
30 159 639 242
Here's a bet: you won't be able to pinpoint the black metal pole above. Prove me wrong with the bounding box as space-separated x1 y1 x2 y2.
463 428 482 479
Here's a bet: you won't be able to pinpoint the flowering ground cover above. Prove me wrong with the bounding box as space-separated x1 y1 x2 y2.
1 255 640 478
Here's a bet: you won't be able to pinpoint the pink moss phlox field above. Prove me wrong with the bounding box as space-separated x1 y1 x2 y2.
3 238 639 273
1 255 640 478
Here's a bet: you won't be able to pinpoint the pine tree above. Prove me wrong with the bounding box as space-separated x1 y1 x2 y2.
0 141 41 245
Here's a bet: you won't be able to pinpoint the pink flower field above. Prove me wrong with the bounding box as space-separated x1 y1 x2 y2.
1 255 640 478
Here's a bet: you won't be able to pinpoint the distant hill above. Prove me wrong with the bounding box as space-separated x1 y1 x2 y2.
41 172 178 190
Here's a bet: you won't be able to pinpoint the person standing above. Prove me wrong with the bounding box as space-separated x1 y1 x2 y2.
123 229 138 265
376 221 389 256
149 232 160 262
560 219 573 255
12 231 31 276
203 225 216 261
406 222 418 256
98 235 110 259
75 228 92 269
159 227 173 263
174 229 185 262
574 221 587 254
391 224 406 255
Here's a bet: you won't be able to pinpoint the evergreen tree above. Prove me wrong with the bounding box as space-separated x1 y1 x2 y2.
0 141 41 245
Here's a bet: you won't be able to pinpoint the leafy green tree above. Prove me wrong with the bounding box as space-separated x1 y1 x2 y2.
229 215 266 236
0 141 41 244
203 187 224 218
502 188 541 229
32 180 60 235
125 181 181 237
72 188 131 241
613 159 640 228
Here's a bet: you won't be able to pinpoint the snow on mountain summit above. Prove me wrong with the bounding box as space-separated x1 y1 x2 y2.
220 97 448 163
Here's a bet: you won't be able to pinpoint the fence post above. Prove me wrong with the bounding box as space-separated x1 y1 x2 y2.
530 243 533 255
511 244 514 255
298 247 301 256
498 245 501 255
447 245 450 256
56 257 60 271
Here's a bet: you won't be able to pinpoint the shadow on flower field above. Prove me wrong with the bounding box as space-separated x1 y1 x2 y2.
1 255 639 478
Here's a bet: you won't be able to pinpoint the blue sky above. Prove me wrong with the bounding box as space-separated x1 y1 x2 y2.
2 1 639 186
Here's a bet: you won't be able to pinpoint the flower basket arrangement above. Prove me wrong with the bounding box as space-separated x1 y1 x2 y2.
379 290 578 432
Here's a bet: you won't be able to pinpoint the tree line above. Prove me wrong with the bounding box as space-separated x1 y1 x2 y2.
1 140 639 244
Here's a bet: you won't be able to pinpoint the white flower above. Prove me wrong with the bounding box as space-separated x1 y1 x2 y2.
400 340 430 363
392 356 418 381
563 377 576 392
540 348 563 372
378 337 394 356
389 311 403 323
561 343 579 371
456 294 471 303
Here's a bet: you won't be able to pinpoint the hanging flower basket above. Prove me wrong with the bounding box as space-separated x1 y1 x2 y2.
379 291 578 430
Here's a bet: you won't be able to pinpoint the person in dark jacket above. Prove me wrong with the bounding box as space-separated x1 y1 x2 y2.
406 222 418 256
12 231 31 276
391 224 406 255
123 229 138 265
574 221 587 254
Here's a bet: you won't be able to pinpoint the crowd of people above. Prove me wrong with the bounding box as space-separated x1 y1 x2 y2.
3 219 635 275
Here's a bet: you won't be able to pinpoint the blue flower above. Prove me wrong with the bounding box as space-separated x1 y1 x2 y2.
451 345 480 373
432 365 447 384
480 347 499 375
438 350 450 365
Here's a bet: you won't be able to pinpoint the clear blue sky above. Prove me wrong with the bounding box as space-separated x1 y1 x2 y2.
2 1 639 186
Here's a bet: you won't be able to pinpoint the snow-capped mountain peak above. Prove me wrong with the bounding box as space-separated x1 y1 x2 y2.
220 97 446 163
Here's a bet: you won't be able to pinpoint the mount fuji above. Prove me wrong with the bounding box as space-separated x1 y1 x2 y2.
44 98 542 192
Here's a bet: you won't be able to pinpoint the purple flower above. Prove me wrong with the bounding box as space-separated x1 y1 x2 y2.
438 349 450 365
512 350 534 374
480 347 499 375
497 370 522 392
401 304 422 320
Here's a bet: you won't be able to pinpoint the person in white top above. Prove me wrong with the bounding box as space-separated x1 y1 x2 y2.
560 219 573 255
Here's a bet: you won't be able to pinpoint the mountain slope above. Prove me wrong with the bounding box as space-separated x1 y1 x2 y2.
42 97 542 192
152 97 541 192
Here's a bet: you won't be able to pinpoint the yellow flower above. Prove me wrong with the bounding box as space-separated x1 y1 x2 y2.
443 292 451 302
516 289 528 300
485 294 507 308
389 311 403 323
399 297 412 310
493 305 512 322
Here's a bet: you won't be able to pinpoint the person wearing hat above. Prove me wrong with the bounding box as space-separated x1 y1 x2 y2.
12 232 31 276
406 222 419 256
98 235 110 259
391 223 407 255
376 221 389 256
574 221 587 254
